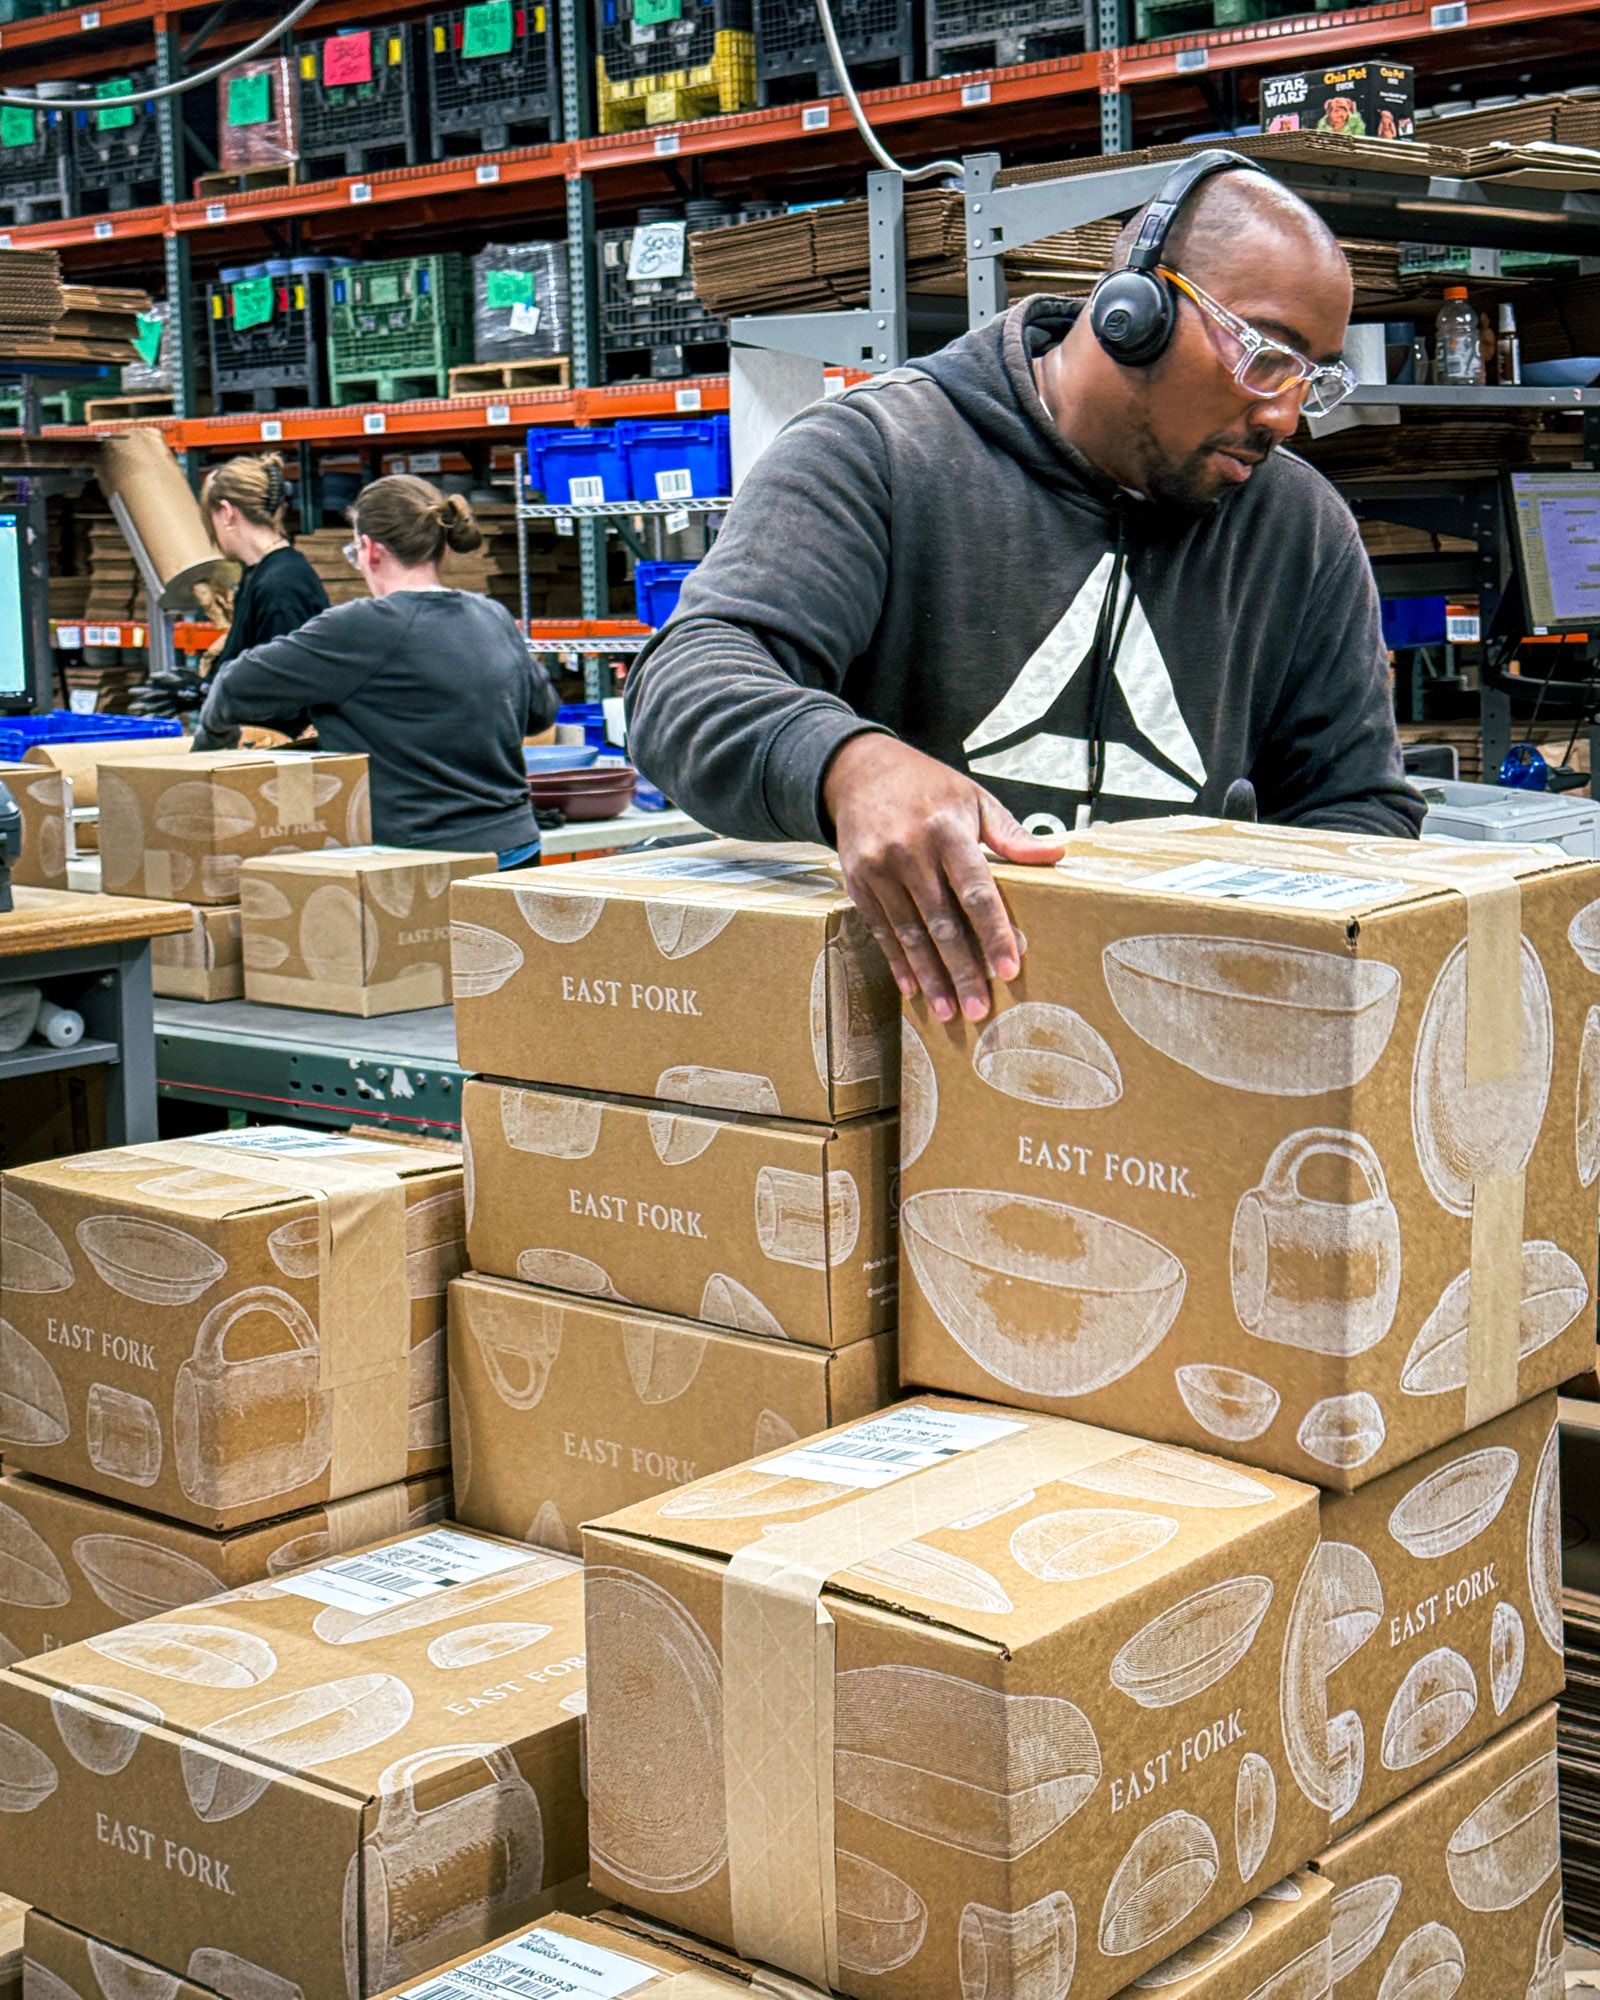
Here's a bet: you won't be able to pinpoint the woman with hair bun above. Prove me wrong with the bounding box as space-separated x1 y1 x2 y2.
199 452 329 665
199 474 556 866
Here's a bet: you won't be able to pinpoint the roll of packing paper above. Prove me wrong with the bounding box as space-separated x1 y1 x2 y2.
36 1001 84 1050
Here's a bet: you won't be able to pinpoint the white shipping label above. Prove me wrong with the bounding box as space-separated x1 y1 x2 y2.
760 1406 1025 1491
190 1124 390 1155
400 1929 653 2000
509 301 542 335
275 1526 532 1614
654 467 693 499
1132 858 1399 911
627 220 687 282
664 507 690 535
568 476 606 505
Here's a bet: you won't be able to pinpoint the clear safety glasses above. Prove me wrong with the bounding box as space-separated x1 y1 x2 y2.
1161 266 1359 417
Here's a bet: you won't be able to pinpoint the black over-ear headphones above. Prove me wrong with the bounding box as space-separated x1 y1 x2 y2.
1089 148 1266 368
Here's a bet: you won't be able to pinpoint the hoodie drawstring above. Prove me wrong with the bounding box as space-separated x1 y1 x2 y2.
1080 506 1133 828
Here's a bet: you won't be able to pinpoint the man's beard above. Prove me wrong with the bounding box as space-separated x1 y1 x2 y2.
1141 423 1284 517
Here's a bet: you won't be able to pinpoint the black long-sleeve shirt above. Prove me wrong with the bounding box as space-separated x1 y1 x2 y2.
200 589 555 853
215 544 329 668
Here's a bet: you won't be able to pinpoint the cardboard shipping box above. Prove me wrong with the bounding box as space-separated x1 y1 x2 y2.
1260 60 1415 139
1315 1706 1561 1999
23 738 182 856
449 1273 897 1550
583 1395 1329 2000
0 1900 19 2000
899 817 1600 1489
0 1526 589 2000
0 1126 463 1529
242 849 495 1017
95 750 370 905
463 1079 898 1348
150 906 243 1003
0 1468 449 1664
1318 1391 1562 1835
451 840 898 1122
0 765 68 891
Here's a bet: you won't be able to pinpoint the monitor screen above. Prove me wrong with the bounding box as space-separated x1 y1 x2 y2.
1509 472 1600 632
0 512 26 703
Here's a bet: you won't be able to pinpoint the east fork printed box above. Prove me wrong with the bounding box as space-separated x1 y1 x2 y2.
0 763 68 891
1320 1392 1562 1835
898 817 1600 1490
0 1467 449 1664
463 1079 898 1348
150 906 243 1004
0 1527 590 2000
94 750 370 906
448 1274 896 1551
583 1396 1328 2000
242 849 495 1018
1314 1705 1562 1999
0 1126 463 1530
450 839 899 1122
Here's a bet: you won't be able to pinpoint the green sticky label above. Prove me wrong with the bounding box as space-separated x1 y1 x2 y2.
462 0 514 56
230 276 275 331
95 77 136 131
132 312 163 366
225 69 272 126
486 269 536 309
0 105 35 148
635 0 683 24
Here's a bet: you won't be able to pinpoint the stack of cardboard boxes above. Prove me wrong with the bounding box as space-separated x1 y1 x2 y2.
445 841 903 1552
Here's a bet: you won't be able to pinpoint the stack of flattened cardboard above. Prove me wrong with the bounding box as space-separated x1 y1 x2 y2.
0 249 150 365
0 249 64 332
446 840 902 1557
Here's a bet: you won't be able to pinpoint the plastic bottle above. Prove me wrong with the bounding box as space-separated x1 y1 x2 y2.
1497 301 1522 386
1434 287 1484 386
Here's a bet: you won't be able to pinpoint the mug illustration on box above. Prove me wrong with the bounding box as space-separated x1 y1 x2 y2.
173 1287 332 1510
1231 1129 1401 1356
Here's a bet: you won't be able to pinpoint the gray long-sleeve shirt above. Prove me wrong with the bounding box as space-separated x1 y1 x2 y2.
200 589 554 854
626 297 1422 844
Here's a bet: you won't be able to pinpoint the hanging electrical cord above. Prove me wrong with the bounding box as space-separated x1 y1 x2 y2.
0 0 318 111
811 0 961 180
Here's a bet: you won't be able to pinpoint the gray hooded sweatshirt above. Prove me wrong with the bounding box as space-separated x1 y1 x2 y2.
624 297 1422 844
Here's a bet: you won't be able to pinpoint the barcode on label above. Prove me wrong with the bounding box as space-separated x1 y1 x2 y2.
1175 46 1209 70
759 1406 1024 1491
802 102 829 130
665 507 690 535
569 476 606 504
205 202 226 223
810 1437 961 1466
0 235 11 249
1446 613 1480 643
1133 858 1397 910
363 411 387 433
961 80 991 105
93 220 113 239
476 161 501 183
398 1932 653 2000
81 8 100 23
674 387 701 412
655 467 693 499
555 515 575 535
56 626 80 648
653 131 680 155
487 402 512 425
350 180 373 203
260 419 283 441
1431 2 1468 24
274 1525 532 1615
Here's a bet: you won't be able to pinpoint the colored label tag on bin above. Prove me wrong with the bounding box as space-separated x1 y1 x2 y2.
635 0 683 24
95 77 135 131
486 269 536 309
323 32 373 84
225 69 271 125
462 0 514 56
231 277 275 331
0 106 35 148
132 313 163 366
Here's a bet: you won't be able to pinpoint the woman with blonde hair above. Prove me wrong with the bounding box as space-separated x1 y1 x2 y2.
199 452 328 662
198 474 556 866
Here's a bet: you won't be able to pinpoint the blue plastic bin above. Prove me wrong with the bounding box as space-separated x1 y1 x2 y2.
556 701 611 749
1380 596 1446 649
619 417 731 502
634 561 697 629
525 427 629 506
0 712 181 764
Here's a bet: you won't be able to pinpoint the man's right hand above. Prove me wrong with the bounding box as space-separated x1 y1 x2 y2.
823 733 1067 1024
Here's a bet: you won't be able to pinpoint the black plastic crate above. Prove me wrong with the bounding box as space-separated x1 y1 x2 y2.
927 0 1083 69
73 69 162 212
755 0 916 100
596 0 750 84
0 102 72 228
426 2 561 155
598 214 741 380
204 270 327 411
295 23 426 178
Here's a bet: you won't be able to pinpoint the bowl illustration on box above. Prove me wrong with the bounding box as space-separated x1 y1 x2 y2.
182 1671 415 1822
1098 1808 1219 1958
956 1890 1075 2000
900 1189 1185 1398
0 1497 69 1609
49 1686 162 1777
0 1190 73 1293
85 1621 278 1690
75 1216 227 1307
1101 935 1402 1096
512 883 604 944
173 1287 332 1512
972 1002 1123 1111
72 1533 223 1620
1234 1751 1277 1884
1444 1748 1559 1913
1401 1243 1588 1397
1330 1873 1400 1983
843 1540 1013 1618
0 1318 70 1448
811 920 896 1091
837 1853 928 1978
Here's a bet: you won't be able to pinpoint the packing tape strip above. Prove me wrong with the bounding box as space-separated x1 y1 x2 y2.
721 1414 1178 1990
117 1140 413 1496
323 1472 413 1553
143 847 182 901
264 753 318 830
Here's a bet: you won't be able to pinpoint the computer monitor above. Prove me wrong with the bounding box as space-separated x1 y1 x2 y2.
1508 472 1600 634
0 511 30 707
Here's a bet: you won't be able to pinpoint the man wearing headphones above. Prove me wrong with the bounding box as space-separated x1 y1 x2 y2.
625 153 1422 1025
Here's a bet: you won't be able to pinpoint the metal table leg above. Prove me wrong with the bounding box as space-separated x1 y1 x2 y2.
74 941 160 1144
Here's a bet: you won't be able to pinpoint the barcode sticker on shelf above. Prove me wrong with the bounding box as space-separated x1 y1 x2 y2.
1431 2 1468 25
1446 611 1481 643
93 220 114 239
569 476 606 504
205 202 227 223
961 80 991 106
260 419 283 441
81 8 100 24
133 627 145 648
401 1930 654 2000
0 236 11 250
759 1406 1024 1491
674 387 701 412
655 467 693 500
1175 46 1209 70
83 626 105 646
665 508 690 535
363 411 387 433
1132 859 1396 910
487 401 512 425
68 687 95 712
653 131 680 156
56 626 80 649
802 102 829 130
476 160 501 183
275 1526 532 1615
555 515 575 535
350 180 373 203
409 451 442 472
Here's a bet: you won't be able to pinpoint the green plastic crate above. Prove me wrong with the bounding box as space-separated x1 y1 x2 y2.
326 254 474 404
0 384 97 427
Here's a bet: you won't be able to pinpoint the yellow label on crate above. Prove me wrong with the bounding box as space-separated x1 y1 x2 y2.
299 52 317 76
388 36 402 62
211 294 223 318
293 283 306 309
535 6 545 31
433 23 447 48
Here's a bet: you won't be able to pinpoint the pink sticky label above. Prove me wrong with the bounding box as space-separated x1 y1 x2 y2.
323 33 373 84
